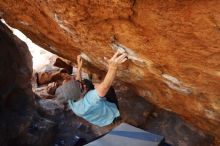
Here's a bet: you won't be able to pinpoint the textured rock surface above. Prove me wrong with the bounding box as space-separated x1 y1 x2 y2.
14 117 57 146
0 22 214 146
144 109 214 146
0 20 34 145
0 21 56 146
1 0 220 143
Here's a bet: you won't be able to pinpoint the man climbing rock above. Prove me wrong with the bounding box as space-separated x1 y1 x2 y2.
55 52 127 126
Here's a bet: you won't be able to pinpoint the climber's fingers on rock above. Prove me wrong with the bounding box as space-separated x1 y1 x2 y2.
77 55 83 65
104 57 109 64
111 51 120 60
77 55 81 62
104 52 127 64
119 57 128 63
77 55 83 67
115 53 127 63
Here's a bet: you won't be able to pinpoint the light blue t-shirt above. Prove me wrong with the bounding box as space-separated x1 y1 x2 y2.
68 89 120 127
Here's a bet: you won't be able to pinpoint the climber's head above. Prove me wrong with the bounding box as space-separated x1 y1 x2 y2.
82 79 94 92
55 79 94 103
55 80 82 103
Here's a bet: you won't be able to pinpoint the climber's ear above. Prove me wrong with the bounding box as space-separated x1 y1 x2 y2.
83 84 87 91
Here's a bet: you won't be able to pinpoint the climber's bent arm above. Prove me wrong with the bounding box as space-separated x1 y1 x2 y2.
76 55 83 82
96 52 127 97
76 66 82 81
96 66 117 97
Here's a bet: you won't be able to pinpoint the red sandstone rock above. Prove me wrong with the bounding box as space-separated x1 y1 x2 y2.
0 0 220 144
37 71 63 85
53 57 72 74
47 82 59 95
35 85 56 99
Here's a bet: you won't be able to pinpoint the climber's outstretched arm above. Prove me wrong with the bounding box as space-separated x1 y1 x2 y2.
96 52 127 97
76 55 83 82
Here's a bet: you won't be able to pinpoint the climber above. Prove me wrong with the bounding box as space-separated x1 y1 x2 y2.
55 52 128 126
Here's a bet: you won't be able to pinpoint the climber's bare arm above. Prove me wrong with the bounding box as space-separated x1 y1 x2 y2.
93 83 100 89
96 52 127 97
76 55 83 82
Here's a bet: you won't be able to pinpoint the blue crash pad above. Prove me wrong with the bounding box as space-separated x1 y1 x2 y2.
85 123 164 146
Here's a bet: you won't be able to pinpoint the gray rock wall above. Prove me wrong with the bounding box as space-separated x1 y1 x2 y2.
0 20 34 145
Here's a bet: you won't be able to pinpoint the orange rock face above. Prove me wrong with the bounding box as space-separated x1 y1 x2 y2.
1 0 220 143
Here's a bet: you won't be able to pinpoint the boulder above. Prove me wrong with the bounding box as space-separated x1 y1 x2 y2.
53 57 73 74
14 117 57 146
37 71 62 85
37 99 65 116
114 82 155 127
35 85 56 99
0 0 220 144
0 21 34 145
144 109 214 146
0 21 60 146
47 82 59 95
